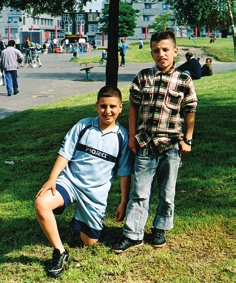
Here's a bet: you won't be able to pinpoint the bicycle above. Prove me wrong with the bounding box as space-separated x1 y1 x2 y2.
99 50 107 65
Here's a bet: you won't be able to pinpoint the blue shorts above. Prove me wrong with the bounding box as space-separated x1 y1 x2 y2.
53 184 102 240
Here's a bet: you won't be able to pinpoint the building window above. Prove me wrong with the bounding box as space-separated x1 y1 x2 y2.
63 14 71 21
23 17 25 25
33 18 36 24
37 18 39 25
88 14 97 21
144 3 152 9
162 4 168 10
5 27 18 35
89 24 98 32
41 19 43 25
143 15 150 22
76 14 85 21
65 24 68 32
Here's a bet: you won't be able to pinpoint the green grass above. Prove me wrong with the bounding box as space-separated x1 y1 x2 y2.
70 37 234 64
0 70 235 282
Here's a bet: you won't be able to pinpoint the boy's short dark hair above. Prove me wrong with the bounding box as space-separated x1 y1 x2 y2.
206 58 212 63
8 40 15 46
150 31 176 48
97 85 122 102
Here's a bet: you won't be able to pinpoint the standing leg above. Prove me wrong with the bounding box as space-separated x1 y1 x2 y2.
123 149 158 240
4 71 13 96
153 144 181 230
11 70 19 94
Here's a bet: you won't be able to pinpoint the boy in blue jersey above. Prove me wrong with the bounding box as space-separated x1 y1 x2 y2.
35 85 133 277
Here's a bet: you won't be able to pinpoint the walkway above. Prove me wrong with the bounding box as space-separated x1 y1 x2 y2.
0 51 235 119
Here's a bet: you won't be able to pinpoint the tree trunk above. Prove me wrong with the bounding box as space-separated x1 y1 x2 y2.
106 0 119 86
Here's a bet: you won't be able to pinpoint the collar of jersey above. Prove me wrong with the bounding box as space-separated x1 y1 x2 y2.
94 116 120 134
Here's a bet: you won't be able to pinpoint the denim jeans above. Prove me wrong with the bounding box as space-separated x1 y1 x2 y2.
5 70 18 95
124 143 181 240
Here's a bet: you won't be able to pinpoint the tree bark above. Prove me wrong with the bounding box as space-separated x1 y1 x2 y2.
106 0 119 86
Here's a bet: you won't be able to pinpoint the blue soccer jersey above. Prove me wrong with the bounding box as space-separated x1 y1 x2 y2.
56 116 133 230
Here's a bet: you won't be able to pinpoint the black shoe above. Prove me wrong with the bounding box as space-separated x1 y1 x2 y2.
8 93 11 96
152 228 166 248
13 91 19 95
112 236 143 253
48 249 71 277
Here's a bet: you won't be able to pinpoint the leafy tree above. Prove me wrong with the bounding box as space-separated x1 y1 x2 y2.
158 0 234 33
148 13 172 32
99 1 140 37
0 1 92 17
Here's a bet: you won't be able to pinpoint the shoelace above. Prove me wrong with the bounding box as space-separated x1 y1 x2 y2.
51 251 62 266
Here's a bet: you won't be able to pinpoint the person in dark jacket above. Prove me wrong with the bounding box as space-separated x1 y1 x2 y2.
178 52 201 80
201 58 213 77
0 35 6 56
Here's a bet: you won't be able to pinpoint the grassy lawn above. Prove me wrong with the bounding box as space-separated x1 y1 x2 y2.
70 37 234 64
0 70 235 282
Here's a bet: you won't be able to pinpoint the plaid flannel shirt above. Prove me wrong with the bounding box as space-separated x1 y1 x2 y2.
129 63 198 153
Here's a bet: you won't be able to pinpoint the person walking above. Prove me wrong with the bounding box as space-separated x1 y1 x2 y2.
0 35 6 57
1 40 24 96
119 39 130 67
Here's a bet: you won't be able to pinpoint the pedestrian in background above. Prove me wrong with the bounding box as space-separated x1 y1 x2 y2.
1 40 23 96
119 39 130 67
0 35 6 57
178 52 201 80
139 39 143 49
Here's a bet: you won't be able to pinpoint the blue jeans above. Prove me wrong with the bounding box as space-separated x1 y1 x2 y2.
5 70 19 95
124 143 181 240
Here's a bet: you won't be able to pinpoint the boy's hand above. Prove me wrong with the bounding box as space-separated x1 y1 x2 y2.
115 203 126 222
35 179 56 198
128 136 138 154
179 140 191 154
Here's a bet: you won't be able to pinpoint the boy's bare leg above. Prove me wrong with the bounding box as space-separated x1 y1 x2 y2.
35 190 65 253
80 232 98 246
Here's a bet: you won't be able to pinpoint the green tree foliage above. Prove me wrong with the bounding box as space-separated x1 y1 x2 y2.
0 0 91 17
158 0 233 30
99 1 140 37
148 13 172 32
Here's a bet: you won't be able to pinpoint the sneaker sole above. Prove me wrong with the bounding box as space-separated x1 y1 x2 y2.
152 242 166 248
112 242 143 254
48 256 71 277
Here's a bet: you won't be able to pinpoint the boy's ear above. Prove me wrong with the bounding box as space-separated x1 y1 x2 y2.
119 102 124 113
96 101 99 111
174 47 178 57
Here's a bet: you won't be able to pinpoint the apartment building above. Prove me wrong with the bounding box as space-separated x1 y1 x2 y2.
0 7 63 45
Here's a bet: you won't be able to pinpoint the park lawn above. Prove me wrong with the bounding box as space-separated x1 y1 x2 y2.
0 70 235 282
70 37 234 64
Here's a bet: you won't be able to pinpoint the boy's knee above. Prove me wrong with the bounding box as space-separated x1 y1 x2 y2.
80 232 98 246
35 196 51 214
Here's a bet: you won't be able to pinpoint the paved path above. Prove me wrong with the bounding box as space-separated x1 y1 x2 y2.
0 51 235 119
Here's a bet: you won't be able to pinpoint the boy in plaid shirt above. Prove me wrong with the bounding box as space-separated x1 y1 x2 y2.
112 31 198 253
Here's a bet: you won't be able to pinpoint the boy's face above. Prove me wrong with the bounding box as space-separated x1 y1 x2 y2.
151 39 178 73
206 59 211 66
96 96 123 131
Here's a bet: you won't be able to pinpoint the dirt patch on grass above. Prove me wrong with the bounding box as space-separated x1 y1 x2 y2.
178 46 215 64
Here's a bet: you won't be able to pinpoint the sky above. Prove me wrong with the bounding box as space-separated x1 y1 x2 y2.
83 0 103 12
